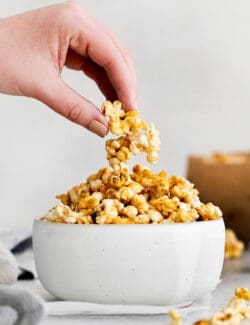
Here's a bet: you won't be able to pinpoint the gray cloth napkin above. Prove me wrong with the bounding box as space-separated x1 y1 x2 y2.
0 286 45 325
0 227 32 251
0 229 45 324
0 227 35 281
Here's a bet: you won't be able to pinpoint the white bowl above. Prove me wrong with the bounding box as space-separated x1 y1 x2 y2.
33 218 225 306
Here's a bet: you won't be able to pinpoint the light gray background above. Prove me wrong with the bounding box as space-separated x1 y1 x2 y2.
0 0 249 228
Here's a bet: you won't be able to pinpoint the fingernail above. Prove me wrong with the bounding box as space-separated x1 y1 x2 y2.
88 120 108 137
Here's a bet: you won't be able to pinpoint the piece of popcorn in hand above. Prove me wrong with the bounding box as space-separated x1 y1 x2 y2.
101 100 125 120
102 100 160 164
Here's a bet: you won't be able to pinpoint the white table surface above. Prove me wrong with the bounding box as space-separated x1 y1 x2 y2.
17 249 250 325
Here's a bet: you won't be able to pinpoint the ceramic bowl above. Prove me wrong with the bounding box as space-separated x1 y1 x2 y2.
33 218 225 306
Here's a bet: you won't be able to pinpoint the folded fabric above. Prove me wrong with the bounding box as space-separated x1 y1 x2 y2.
0 227 32 251
0 227 35 280
0 286 45 325
0 231 44 324
0 241 18 285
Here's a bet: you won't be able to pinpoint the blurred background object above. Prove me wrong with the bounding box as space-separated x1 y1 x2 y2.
1 0 250 229
187 152 250 243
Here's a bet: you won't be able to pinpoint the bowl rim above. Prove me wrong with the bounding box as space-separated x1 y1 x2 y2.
34 217 224 228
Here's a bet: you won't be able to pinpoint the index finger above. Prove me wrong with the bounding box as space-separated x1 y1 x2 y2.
88 32 137 110
69 16 137 110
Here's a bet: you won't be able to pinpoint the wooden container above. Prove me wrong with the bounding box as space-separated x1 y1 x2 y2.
187 152 250 243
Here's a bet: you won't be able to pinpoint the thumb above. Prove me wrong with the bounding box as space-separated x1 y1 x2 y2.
36 78 108 137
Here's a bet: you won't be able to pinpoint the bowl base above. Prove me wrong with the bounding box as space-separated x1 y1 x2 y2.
46 300 193 316
179 301 193 309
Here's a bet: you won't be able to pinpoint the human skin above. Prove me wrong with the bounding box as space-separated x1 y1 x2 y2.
0 1 137 137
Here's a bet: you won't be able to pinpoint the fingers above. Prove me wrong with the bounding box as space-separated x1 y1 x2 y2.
36 77 108 137
95 22 138 101
86 32 137 110
68 13 138 110
81 58 117 102
65 50 117 101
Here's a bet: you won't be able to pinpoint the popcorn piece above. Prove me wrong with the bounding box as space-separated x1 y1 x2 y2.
64 216 77 224
167 203 199 223
106 138 132 163
226 297 249 318
131 194 150 214
193 288 250 325
101 199 123 217
115 186 136 203
196 203 222 221
131 165 169 200
148 209 163 223
101 100 125 123
42 203 94 224
166 310 182 325
150 196 180 217
95 214 112 224
235 288 250 301
120 205 138 218
102 100 160 164
169 176 200 207
89 179 102 192
131 213 150 224
146 123 161 164
225 229 244 260
76 215 93 224
45 204 70 221
112 217 133 224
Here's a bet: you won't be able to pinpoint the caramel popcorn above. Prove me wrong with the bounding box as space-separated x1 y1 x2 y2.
102 100 160 164
42 100 222 225
165 309 182 325
235 288 250 301
225 229 244 259
193 288 250 325
175 289 250 325
197 203 223 221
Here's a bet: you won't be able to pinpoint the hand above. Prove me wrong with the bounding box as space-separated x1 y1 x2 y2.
0 1 137 137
